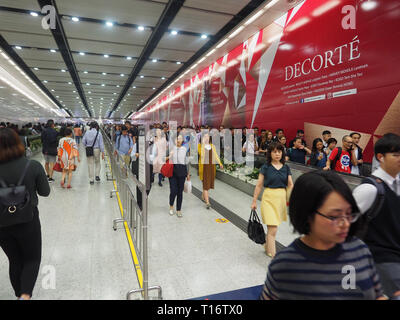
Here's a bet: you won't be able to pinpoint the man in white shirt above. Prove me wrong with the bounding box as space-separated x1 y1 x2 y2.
352 133 400 299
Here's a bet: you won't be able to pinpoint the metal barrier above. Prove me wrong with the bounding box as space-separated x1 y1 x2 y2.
101 129 162 300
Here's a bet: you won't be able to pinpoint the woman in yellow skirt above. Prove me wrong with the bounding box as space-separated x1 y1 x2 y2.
251 142 293 257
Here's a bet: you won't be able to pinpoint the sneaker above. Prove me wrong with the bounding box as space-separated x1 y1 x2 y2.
206 203 211 209
95 176 100 182
169 209 174 216
176 211 183 218
48 177 54 182
158 182 162 187
90 181 94 185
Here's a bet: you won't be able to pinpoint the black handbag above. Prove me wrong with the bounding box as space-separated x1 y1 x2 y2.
86 130 99 157
0 161 33 227
247 209 266 244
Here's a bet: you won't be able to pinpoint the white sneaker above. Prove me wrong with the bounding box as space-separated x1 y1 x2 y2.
176 211 183 218
169 209 175 216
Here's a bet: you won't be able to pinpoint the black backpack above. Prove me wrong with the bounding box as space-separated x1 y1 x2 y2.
355 176 386 239
0 161 33 227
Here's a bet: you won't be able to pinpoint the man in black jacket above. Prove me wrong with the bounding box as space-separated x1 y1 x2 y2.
41 119 58 182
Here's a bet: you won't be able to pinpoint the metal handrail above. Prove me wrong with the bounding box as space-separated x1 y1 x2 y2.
100 128 162 300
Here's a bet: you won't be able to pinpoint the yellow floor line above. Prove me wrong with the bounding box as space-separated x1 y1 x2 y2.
106 154 143 289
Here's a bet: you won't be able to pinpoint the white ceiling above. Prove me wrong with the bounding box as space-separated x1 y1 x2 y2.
0 0 301 120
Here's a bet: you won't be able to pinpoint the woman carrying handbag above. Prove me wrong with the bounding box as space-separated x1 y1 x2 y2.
251 142 293 258
167 135 190 218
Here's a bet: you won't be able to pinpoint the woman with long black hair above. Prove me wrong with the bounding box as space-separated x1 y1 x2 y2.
0 128 50 300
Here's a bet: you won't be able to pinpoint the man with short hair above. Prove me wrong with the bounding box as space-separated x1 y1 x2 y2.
114 125 133 173
324 135 358 173
41 119 58 182
352 133 400 299
273 128 284 142
82 121 105 184
350 132 364 175
322 130 332 150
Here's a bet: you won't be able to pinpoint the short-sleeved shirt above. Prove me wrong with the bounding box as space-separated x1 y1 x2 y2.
329 147 351 173
260 163 291 188
260 237 383 300
287 148 306 164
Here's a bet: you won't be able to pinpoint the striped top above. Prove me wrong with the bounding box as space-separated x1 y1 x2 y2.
260 237 383 300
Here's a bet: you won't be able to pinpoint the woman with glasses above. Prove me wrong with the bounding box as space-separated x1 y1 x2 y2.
260 170 386 300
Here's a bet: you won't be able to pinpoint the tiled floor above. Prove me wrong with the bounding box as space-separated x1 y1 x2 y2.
0 145 298 300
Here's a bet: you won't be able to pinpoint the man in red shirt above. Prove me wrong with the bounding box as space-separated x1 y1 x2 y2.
323 135 358 173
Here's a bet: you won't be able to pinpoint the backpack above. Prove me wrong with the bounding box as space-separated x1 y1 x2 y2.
330 147 342 170
362 176 386 221
0 161 33 227
355 176 386 240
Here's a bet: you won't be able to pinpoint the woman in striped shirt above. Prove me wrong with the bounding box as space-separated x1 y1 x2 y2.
260 170 386 300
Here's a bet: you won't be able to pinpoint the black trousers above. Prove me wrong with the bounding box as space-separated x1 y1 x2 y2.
0 207 42 297
169 175 186 211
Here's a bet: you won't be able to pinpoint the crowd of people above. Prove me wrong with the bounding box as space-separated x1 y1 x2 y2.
0 118 399 300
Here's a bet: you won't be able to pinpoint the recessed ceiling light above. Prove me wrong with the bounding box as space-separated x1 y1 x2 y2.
161 77 166 80
86 83 90 86
361 0 378 10
106 21 113 27
79 52 85 56
103 54 109 58
176 61 181 65
101 84 105 87
102 72 107 75
50 49 56 53
15 46 22 50
61 69 66 72
152 59 158 63
126 56 132 60
71 17 79 22
34 67 39 70
43 80 48 83
132 86 136 88
68 82 72 84
120 74 124 77
84 71 88 74
51 89 55 92
30 12 39 17
140 75 144 78
138 26 145 31
201 34 208 39
170 30 178 35
88 91 91 94
116 85 120 87
152 87 156 90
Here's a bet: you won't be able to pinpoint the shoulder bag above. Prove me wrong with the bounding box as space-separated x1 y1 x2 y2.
86 130 99 157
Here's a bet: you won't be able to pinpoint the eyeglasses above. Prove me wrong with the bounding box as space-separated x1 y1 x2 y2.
315 211 361 226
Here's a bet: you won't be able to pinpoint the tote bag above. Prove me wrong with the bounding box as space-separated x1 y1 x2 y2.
247 209 266 244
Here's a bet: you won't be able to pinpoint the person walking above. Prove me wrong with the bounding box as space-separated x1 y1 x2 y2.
73 124 83 147
198 133 223 209
152 128 167 187
167 135 190 217
82 122 104 185
260 170 385 300
0 128 50 300
251 142 293 257
57 128 80 189
41 119 58 182
114 125 133 176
